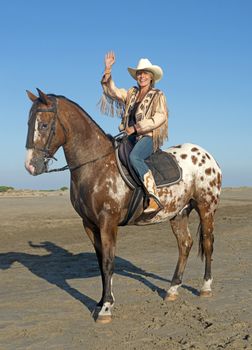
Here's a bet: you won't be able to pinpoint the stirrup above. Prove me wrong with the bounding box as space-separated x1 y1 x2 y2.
144 196 163 214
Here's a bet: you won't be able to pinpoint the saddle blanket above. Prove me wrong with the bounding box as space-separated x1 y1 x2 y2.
116 138 182 188
146 149 182 187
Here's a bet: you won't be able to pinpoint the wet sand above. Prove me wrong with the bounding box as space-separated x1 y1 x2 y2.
0 188 251 349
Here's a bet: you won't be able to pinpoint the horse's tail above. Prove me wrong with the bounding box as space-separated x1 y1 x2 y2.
197 222 204 261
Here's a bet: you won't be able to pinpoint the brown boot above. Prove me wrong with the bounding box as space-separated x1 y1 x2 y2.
144 197 160 213
143 170 163 214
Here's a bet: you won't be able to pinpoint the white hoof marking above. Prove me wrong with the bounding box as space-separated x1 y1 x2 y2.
201 278 213 292
98 302 113 317
167 284 181 296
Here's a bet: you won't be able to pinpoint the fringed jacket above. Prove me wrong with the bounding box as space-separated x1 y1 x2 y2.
100 73 168 151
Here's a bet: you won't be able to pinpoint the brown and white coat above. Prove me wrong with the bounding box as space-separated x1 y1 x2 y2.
100 74 168 151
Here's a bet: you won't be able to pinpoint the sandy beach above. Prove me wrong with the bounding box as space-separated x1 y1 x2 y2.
0 187 251 349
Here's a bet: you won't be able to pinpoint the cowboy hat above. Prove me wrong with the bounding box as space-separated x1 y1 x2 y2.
128 58 163 83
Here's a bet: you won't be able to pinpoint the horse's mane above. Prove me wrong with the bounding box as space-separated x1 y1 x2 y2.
47 94 112 141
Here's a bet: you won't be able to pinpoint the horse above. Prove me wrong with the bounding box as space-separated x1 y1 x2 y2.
25 89 222 323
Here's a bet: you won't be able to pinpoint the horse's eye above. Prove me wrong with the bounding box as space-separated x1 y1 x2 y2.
38 122 49 131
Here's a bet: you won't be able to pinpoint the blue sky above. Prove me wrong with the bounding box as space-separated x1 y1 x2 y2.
0 0 251 189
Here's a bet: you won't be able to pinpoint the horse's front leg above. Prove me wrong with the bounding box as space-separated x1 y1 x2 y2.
94 214 118 323
83 215 118 323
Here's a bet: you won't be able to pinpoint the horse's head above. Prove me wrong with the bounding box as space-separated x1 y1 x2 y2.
25 89 66 175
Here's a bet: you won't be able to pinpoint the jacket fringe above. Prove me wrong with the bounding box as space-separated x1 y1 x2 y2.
151 93 169 151
153 118 168 151
98 93 125 118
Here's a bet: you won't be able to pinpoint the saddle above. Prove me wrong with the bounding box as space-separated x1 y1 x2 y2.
114 134 182 225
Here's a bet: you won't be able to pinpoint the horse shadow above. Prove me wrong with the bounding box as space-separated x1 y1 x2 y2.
0 241 171 312
0 241 199 313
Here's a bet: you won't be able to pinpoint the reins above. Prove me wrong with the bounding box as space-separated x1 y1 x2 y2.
47 134 126 173
46 148 116 173
29 95 126 173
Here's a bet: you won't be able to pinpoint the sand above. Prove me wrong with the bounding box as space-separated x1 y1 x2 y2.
0 187 251 349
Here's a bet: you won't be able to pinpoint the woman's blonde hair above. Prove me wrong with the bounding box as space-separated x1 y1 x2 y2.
149 72 155 88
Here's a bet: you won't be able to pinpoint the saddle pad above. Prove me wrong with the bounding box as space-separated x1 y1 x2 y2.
116 137 182 188
145 149 182 187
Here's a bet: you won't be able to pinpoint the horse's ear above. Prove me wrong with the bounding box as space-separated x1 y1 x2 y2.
26 90 38 102
36 88 50 105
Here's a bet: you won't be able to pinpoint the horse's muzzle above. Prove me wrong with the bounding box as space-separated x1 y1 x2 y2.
25 149 48 176
30 157 48 175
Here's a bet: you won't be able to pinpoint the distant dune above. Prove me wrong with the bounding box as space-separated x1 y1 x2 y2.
0 189 69 198
1 187 251 200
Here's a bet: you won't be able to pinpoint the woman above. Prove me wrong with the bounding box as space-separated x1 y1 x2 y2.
100 51 168 213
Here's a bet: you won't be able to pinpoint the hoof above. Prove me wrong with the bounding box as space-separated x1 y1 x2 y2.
93 302 113 324
164 293 179 302
95 315 112 324
200 290 213 298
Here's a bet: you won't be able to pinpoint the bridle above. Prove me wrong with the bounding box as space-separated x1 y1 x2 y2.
26 96 67 172
27 96 123 173
34 105 59 161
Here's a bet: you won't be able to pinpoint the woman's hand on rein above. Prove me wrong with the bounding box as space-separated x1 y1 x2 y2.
105 51 115 70
125 126 136 135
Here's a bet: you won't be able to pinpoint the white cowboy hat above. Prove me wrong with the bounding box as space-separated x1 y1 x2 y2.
128 58 163 83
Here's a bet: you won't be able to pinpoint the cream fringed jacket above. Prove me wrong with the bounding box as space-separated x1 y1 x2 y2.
100 73 168 151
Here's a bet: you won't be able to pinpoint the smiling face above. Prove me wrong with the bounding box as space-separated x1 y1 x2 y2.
136 70 153 89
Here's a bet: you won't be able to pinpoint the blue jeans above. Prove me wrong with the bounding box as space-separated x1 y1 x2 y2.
129 136 153 180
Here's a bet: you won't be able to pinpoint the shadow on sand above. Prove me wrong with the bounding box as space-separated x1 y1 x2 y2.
0 241 198 312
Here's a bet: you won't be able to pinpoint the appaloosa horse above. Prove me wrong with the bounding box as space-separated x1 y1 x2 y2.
25 89 222 323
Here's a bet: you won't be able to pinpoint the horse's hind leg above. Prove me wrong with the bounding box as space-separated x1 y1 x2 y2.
165 206 193 301
196 204 215 297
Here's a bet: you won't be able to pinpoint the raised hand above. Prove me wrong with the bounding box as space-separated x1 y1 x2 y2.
105 51 116 70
